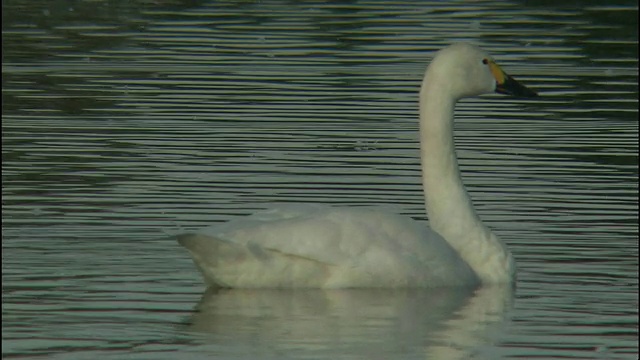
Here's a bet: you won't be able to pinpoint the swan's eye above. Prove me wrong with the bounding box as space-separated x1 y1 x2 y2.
482 58 489 65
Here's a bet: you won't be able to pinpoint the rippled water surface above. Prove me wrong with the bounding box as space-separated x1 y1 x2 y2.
3 0 638 359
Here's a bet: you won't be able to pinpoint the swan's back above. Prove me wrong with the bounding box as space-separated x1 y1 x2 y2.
179 205 479 288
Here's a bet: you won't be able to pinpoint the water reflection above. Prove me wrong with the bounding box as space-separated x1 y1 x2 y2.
186 284 514 359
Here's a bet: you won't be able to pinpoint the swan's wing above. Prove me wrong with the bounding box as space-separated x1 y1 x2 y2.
178 232 332 287
197 205 358 265
181 205 478 287
197 205 454 266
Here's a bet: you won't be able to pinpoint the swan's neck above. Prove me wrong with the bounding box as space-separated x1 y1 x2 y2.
419 80 514 284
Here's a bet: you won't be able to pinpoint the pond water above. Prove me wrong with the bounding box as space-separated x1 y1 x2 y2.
2 0 638 359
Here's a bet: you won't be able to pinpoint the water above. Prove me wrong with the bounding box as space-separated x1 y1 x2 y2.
2 0 638 359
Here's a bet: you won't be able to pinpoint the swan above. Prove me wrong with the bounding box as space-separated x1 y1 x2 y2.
178 43 538 288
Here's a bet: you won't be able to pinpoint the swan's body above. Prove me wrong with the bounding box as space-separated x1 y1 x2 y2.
178 43 537 288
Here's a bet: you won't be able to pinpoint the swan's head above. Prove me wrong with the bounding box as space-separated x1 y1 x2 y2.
423 43 538 100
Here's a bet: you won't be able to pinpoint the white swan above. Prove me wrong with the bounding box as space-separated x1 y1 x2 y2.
178 43 538 288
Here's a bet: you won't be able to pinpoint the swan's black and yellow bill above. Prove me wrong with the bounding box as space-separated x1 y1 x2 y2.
487 60 538 98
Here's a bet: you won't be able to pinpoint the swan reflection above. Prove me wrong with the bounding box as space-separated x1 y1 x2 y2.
185 284 513 359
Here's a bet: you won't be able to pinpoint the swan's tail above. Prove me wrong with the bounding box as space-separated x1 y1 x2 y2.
178 233 251 288
177 233 330 288
178 233 248 264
